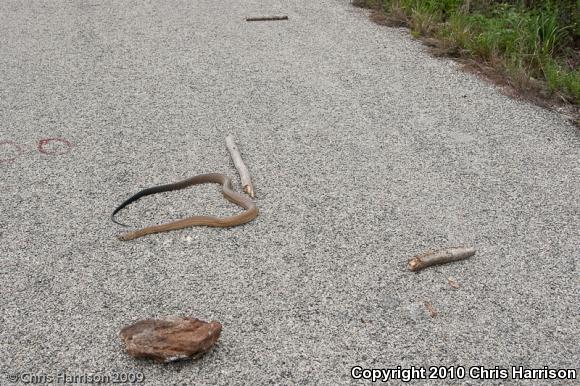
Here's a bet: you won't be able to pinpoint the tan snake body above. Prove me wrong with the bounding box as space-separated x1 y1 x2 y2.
112 173 258 241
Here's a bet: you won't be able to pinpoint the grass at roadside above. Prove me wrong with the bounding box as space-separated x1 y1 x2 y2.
352 0 579 109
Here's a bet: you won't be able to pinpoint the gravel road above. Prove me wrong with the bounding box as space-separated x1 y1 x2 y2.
1 1 578 385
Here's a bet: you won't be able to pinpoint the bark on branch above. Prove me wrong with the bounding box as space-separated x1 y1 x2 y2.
225 135 255 198
408 247 476 272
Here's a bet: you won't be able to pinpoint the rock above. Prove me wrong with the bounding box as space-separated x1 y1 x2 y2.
119 317 222 363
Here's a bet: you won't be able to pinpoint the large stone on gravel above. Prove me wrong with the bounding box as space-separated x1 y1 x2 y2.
119 317 222 363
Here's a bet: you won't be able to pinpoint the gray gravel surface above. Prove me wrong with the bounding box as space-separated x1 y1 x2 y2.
1 1 579 385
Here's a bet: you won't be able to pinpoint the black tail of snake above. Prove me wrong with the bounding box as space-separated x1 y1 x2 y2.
111 173 258 241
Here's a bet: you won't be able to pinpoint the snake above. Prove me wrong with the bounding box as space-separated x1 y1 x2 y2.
111 173 258 241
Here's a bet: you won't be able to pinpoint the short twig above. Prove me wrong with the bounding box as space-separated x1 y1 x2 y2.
225 135 255 197
246 16 288 22
408 247 476 272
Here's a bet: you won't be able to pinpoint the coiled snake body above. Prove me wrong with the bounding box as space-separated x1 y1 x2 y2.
112 173 258 241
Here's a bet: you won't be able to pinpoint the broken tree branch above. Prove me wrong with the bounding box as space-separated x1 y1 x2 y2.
408 247 476 272
246 16 288 22
226 135 255 198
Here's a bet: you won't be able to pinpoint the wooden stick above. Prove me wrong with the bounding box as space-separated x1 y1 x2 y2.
225 135 255 198
246 16 288 22
408 247 476 272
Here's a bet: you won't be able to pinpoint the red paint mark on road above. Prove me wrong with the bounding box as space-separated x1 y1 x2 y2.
0 140 23 163
37 138 73 155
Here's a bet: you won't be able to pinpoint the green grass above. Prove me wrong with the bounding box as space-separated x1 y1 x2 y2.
353 0 579 104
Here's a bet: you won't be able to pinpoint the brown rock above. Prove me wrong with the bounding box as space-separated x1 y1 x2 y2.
119 317 222 363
